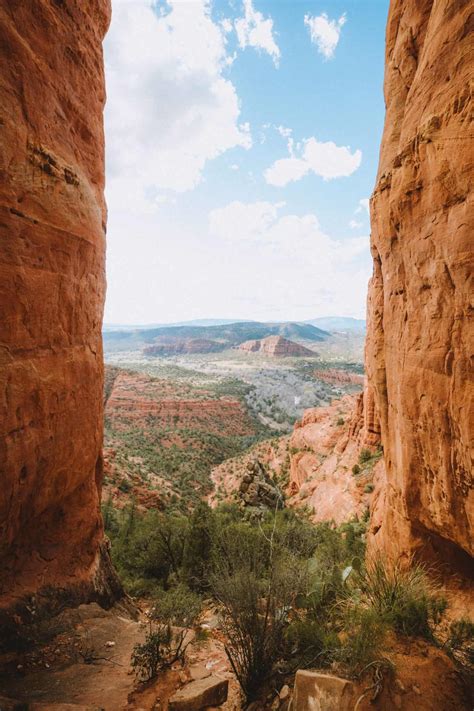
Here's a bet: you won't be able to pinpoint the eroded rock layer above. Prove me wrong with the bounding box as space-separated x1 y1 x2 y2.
366 0 473 570
0 0 120 624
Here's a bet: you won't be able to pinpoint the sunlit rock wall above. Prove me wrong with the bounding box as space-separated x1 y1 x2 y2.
0 0 121 627
366 0 473 572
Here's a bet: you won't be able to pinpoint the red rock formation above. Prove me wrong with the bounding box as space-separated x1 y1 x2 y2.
0 0 119 629
313 369 365 387
105 371 255 436
238 335 317 357
287 395 381 524
366 0 473 571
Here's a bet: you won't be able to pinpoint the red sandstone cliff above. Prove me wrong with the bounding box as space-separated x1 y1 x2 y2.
238 335 317 357
366 0 473 572
0 0 119 629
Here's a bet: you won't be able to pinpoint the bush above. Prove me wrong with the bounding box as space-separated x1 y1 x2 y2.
352 464 361 476
359 449 372 465
336 417 344 426
152 585 201 626
446 618 474 667
335 606 388 674
359 558 446 638
213 548 308 701
364 483 374 493
131 621 191 681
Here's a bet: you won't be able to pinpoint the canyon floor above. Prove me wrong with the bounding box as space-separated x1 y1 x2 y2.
102 334 364 514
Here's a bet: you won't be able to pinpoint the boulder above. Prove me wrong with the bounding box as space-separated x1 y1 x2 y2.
292 670 353 711
168 676 228 711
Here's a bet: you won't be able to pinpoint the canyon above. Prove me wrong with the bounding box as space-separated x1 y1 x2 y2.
0 0 472 708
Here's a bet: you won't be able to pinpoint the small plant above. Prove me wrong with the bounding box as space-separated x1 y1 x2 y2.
359 558 446 638
336 417 345 426
445 618 474 667
131 624 171 681
364 483 374 493
152 585 201 626
335 606 388 674
352 464 361 476
359 449 372 465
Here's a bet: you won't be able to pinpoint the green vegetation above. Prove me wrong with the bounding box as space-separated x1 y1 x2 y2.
105 501 449 700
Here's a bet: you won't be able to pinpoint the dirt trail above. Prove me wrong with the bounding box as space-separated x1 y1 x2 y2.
0 603 240 711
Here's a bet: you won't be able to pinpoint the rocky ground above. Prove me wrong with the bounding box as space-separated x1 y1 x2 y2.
1 600 470 711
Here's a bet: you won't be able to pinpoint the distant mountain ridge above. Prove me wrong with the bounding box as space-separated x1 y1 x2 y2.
305 317 366 333
103 320 329 353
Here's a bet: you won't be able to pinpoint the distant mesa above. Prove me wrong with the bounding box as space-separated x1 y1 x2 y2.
104 320 329 354
144 337 223 356
238 335 317 358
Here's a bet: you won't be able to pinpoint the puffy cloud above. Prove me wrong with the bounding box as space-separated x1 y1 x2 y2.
205 200 371 317
104 0 251 210
235 0 281 66
264 136 361 186
349 219 363 229
356 198 370 214
304 12 346 59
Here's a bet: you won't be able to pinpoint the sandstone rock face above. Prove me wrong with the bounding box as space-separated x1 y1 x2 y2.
238 335 317 357
292 671 353 711
288 394 381 524
366 0 473 570
168 676 229 711
0 0 120 625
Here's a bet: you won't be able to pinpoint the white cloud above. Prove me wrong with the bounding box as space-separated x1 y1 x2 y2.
356 198 370 214
235 0 281 66
210 200 285 241
275 125 292 139
104 0 251 210
304 12 346 59
349 219 363 229
264 136 361 186
204 200 371 317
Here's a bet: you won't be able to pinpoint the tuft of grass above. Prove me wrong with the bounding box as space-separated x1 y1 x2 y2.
359 558 446 638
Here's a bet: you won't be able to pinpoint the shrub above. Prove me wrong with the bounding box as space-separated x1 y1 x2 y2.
131 622 190 681
359 448 372 465
336 417 345 426
352 464 361 476
364 483 374 493
212 551 308 701
446 618 474 667
152 585 201 626
335 606 388 674
359 558 446 638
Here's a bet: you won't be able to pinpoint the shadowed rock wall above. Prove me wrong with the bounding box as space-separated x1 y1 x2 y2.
367 0 473 571
0 0 121 625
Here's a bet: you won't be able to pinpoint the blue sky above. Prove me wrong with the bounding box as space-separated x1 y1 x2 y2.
104 0 389 325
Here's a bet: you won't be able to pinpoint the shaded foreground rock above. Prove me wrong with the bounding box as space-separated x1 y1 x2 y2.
292 671 353 711
168 676 229 711
0 0 121 633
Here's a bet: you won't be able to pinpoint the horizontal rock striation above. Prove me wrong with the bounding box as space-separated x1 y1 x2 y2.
366 0 473 572
0 0 120 634
238 335 317 357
